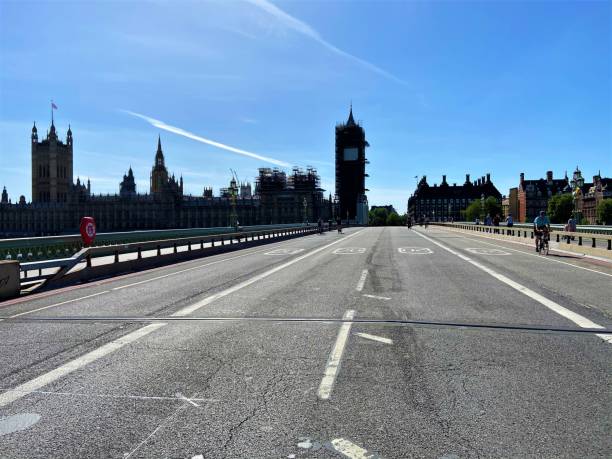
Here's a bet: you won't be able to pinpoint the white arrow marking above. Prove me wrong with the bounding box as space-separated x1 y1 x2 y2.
355 332 393 345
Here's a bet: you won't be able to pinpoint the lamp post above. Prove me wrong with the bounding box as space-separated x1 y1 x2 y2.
303 196 308 225
570 167 585 223
480 193 485 221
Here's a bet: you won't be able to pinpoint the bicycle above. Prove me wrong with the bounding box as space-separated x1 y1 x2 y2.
537 229 550 255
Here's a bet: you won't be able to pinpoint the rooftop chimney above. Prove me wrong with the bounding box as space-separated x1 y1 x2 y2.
465 174 470 184
486 173 491 183
442 175 447 184
477 178 482 186
520 172 525 184
546 170 553 184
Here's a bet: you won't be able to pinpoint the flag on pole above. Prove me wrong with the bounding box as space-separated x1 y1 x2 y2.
51 102 58 110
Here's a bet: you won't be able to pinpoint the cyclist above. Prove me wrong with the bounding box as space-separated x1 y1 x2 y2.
533 210 550 252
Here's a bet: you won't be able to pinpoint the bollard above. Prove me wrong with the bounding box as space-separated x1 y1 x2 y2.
200 240 204 249
592 238 596 248
157 245 161 256
608 239 611 250
137 247 142 259
188 242 191 251
86 254 92 267
114 250 119 263
221 237 225 246
211 238 215 247
578 236 582 246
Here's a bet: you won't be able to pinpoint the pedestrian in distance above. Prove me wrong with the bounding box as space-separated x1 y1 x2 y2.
506 213 514 227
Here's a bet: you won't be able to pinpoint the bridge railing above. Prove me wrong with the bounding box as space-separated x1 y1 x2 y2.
452 221 612 235
19 224 324 287
1 223 309 262
431 222 612 251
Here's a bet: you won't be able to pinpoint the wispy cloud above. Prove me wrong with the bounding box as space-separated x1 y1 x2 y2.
122 110 290 167
244 0 406 85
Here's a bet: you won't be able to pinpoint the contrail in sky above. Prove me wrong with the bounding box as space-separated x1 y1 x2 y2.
122 110 290 167
244 0 407 85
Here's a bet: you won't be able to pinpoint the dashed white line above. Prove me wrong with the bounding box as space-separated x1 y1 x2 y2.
0 323 166 408
355 269 368 292
173 230 363 317
362 294 391 301
330 438 380 459
413 230 612 344
355 332 393 345
317 310 355 400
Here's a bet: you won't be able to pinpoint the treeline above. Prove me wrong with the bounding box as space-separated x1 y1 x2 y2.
368 208 407 226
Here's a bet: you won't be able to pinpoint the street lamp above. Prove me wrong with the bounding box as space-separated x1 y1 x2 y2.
303 196 308 225
570 167 585 223
480 193 485 221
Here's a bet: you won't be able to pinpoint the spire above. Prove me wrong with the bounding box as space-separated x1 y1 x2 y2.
67 124 72 136
155 135 165 167
346 103 356 126
32 121 37 133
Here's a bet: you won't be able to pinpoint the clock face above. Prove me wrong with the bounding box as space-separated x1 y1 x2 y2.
343 147 358 161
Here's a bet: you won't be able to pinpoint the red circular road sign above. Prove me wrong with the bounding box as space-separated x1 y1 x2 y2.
79 217 97 246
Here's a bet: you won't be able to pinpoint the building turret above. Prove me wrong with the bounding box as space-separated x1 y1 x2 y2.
1 186 8 204
155 135 164 167
67 124 73 146
31 122 38 142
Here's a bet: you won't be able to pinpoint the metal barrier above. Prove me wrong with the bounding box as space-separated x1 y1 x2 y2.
452 221 612 235
432 222 612 251
1 223 310 262
19 224 327 287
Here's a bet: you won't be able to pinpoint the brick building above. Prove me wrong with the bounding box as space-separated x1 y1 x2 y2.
517 171 570 223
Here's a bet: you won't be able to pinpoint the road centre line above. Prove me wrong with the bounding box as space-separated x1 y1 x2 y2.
436 226 612 278
355 332 393 345
330 437 380 459
317 310 355 400
172 230 364 317
355 269 368 292
362 294 391 301
0 323 166 408
413 230 612 344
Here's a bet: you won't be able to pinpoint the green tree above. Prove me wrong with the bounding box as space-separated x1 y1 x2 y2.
483 196 502 219
547 193 573 223
386 212 402 226
596 198 612 225
465 200 482 222
369 208 388 226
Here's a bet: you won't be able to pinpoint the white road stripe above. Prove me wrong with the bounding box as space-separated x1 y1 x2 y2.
330 438 378 459
317 310 355 400
173 230 364 317
0 323 166 408
355 332 393 345
3 291 109 321
438 226 612 278
362 294 391 301
413 230 612 344
355 269 368 292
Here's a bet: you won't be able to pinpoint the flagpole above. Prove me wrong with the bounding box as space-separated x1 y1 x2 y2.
51 100 53 124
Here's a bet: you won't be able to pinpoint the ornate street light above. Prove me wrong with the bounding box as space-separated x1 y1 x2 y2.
570 166 585 223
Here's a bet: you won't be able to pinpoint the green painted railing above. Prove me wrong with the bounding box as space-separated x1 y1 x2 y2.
1 223 308 261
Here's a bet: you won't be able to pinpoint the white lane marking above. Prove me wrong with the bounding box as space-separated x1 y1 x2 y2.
355 332 393 345
465 247 510 255
176 392 200 407
355 270 368 292
398 247 433 254
0 323 166 408
333 247 366 254
264 248 304 255
438 226 612 278
413 230 612 344
0 291 109 322
330 438 379 459
362 294 391 301
112 240 307 291
173 231 364 316
0 388 218 404
317 310 355 400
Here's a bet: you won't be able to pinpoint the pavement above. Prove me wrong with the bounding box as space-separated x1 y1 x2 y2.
0 226 610 458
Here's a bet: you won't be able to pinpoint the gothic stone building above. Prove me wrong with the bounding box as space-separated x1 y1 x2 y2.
408 173 502 222
0 121 331 236
335 106 369 224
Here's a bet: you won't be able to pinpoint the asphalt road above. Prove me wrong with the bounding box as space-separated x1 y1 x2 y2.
0 226 610 458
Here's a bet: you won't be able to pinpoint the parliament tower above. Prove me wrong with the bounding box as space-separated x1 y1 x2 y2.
31 118 74 203
335 106 369 223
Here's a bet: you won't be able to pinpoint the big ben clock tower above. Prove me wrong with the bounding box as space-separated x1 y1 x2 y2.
335 105 369 223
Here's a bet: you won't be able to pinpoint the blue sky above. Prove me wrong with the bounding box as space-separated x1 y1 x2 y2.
1 0 610 212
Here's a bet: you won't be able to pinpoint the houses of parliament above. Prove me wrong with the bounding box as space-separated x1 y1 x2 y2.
0 118 334 236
